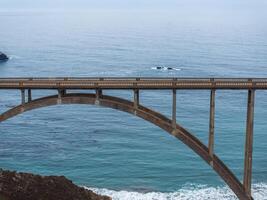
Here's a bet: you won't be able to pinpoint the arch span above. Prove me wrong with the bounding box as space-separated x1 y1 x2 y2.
0 93 251 200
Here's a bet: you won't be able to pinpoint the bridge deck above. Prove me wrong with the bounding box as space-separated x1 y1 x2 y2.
0 77 267 90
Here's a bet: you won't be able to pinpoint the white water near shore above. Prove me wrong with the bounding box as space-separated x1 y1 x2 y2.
87 183 267 200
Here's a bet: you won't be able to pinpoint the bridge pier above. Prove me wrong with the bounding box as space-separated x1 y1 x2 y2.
243 89 255 197
133 89 139 115
134 89 139 109
21 89 25 105
58 89 66 97
172 89 176 129
95 89 102 105
208 89 215 166
57 89 66 104
28 89 32 102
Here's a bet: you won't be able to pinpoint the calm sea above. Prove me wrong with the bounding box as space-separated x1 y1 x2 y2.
0 10 267 199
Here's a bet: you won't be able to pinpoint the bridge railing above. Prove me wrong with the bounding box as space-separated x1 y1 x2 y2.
0 77 267 89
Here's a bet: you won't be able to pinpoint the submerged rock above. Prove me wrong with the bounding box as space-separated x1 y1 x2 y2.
0 52 8 61
155 66 174 70
0 168 111 200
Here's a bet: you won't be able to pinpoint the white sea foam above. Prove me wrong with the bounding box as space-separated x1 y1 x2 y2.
86 183 267 200
8 55 21 60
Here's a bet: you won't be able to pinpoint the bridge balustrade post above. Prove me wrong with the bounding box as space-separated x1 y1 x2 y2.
208 89 215 165
243 89 255 197
172 89 176 129
21 89 25 105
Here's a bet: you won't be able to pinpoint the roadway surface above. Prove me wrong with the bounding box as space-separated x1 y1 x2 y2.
0 77 267 90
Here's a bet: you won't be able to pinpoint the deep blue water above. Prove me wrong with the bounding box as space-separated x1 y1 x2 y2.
0 10 267 199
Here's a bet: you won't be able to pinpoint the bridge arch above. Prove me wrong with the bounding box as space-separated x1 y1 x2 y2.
0 93 251 199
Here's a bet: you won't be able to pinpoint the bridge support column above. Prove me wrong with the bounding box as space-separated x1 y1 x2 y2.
58 89 66 97
28 89 32 102
208 89 215 166
172 89 176 129
243 89 255 197
95 89 102 105
57 89 66 104
134 89 139 109
21 89 25 105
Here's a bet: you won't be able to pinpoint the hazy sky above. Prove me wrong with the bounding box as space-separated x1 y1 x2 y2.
1 0 267 11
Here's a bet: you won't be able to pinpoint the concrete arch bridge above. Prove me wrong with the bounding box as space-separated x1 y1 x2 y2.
1 77 267 200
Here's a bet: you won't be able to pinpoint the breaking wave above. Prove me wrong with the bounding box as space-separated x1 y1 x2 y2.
86 183 267 200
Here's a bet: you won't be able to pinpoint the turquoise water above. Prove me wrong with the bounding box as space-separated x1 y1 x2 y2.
0 10 267 199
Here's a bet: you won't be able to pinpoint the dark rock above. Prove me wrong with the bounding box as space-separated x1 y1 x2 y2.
0 52 8 61
155 66 173 70
0 168 111 200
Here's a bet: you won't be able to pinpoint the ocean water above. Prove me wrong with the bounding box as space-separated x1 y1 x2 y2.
0 10 267 199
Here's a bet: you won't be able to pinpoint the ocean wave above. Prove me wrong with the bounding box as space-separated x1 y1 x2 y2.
8 55 21 60
86 183 267 200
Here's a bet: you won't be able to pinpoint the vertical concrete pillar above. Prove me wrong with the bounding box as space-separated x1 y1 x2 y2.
134 89 139 109
95 89 102 105
96 89 102 99
28 89 32 102
21 89 25 105
172 89 176 129
243 89 255 197
208 89 215 165
57 89 66 104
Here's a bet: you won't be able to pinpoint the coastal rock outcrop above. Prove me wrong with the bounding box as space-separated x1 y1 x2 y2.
0 52 8 61
0 169 111 200
154 66 180 71
156 66 174 70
